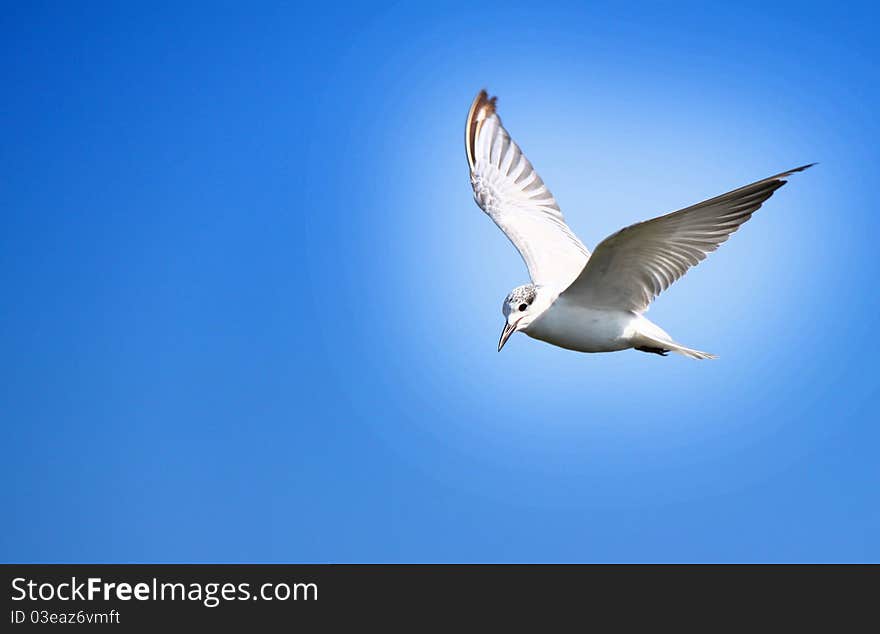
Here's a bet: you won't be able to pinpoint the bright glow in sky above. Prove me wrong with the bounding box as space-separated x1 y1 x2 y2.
2 1 878 562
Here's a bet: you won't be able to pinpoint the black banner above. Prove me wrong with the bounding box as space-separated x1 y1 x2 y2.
1 564 875 628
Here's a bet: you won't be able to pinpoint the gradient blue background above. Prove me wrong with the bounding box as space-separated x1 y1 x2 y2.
2 1 878 562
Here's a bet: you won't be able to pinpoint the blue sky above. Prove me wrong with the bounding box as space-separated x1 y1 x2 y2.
1 1 878 562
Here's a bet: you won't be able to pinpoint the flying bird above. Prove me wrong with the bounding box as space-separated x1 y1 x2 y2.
465 90 813 359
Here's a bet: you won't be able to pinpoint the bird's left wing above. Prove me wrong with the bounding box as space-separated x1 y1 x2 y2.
466 90 589 290
559 164 814 313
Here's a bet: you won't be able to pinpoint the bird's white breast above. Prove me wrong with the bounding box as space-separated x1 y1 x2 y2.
524 296 638 353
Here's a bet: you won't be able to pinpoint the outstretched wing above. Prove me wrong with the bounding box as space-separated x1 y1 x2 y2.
466 90 589 290
560 164 814 313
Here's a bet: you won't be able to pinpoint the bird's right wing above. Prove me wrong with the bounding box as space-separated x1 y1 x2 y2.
466 90 589 290
559 164 814 313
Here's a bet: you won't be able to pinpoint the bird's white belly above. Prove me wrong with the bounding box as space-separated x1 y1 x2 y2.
524 299 638 353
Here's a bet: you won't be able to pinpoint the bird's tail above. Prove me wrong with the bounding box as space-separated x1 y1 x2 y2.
664 341 718 360
634 320 718 360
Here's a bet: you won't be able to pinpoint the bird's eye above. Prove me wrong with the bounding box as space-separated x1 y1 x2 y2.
518 303 528 312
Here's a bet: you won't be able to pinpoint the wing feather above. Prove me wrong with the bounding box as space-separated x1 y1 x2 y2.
560 164 814 312
466 90 589 289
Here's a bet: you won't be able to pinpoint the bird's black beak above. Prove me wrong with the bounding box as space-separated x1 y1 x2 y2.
498 321 516 352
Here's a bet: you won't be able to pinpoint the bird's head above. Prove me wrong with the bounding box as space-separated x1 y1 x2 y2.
498 284 542 351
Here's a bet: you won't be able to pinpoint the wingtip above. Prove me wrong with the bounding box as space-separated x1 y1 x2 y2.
465 89 498 170
767 162 817 186
481 90 498 115
790 162 817 174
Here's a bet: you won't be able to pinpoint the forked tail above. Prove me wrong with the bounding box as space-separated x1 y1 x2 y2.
664 340 717 360
634 320 718 360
